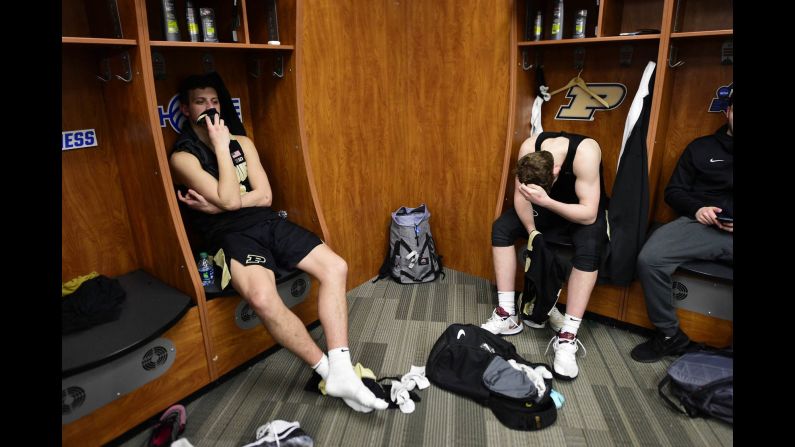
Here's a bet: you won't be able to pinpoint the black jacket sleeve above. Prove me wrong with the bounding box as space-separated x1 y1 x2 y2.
664 145 702 218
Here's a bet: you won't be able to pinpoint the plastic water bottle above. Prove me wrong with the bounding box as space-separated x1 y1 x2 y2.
534 11 543 41
573 9 587 38
198 252 214 286
551 0 564 40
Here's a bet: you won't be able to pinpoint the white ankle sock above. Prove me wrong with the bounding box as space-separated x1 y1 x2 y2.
497 291 516 315
561 313 582 336
311 354 329 380
325 348 388 412
313 352 368 412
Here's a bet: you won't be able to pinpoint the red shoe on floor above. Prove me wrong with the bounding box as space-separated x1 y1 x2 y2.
148 404 186 447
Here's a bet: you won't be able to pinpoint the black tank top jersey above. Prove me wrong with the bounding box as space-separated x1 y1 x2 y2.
534 131 607 209
173 129 278 246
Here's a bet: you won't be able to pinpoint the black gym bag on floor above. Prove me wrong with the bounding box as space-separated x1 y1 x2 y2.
426 324 557 430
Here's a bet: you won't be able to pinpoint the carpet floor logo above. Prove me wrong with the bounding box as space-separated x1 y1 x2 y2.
159 95 243 133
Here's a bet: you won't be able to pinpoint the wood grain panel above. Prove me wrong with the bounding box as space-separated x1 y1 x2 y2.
599 0 624 37
559 283 626 320
63 0 91 37
497 9 529 221
62 307 210 447
644 0 675 214
619 0 665 35
301 0 512 286
117 0 139 39
674 0 733 32
63 0 137 38
650 37 732 223
105 45 198 298
624 280 733 347
252 52 324 236
62 48 139 281
646 67 672 212
206 284 319 378
247 0 297 46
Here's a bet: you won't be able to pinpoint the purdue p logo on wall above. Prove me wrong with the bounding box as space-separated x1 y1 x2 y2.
554 83 627 121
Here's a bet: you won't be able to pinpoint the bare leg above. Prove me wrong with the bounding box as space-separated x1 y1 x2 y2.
493 245 517 292
230 260 323 366
563 267 598 318
296 244 388 412
295 244 349 350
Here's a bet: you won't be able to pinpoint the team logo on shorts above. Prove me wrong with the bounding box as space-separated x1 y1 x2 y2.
245 254 267 265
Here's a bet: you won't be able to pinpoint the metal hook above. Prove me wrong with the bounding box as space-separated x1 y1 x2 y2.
523 51 542 71
668 44 685 68
114 52 133 82
522 49 532 71
96 57 111 82
272 54 284 79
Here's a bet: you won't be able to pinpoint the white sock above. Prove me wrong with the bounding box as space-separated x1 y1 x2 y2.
325 348 388 412
311 353 367 412
497 291 516 315
311 353 368 412
561 313 582 337
311 354 329 380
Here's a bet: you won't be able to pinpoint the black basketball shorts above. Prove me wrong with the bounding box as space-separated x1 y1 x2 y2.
218 218 322 280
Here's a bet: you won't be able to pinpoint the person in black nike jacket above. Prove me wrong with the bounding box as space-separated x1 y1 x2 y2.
630 91 733 362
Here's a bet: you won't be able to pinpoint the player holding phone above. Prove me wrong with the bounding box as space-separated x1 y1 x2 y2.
630 88 733 363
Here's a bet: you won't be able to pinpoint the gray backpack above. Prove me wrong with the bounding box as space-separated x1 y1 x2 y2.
375 204 444 284
658 349 733 424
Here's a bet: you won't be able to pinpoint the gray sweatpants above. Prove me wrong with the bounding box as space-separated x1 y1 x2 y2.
636 216 733 336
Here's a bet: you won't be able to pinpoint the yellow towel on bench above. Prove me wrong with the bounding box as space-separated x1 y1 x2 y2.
62 271 100 297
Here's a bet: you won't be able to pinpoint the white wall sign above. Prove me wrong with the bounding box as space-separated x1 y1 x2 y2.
62 129 98 151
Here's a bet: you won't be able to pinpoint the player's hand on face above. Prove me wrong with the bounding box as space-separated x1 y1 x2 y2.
206 113 230 152
519 183 550 206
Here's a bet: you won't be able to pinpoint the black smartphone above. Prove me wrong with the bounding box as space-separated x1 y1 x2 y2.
716 215 733 224
196 108 219 126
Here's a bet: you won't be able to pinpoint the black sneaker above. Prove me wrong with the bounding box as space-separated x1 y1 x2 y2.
630 329 691 363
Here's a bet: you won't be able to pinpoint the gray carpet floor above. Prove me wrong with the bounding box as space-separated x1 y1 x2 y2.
115 269 732 446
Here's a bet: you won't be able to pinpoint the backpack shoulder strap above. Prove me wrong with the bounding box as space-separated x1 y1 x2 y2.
658 375 688 415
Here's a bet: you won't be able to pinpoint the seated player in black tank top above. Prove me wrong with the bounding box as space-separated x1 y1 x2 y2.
482 130 608 381
169 73 388 413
